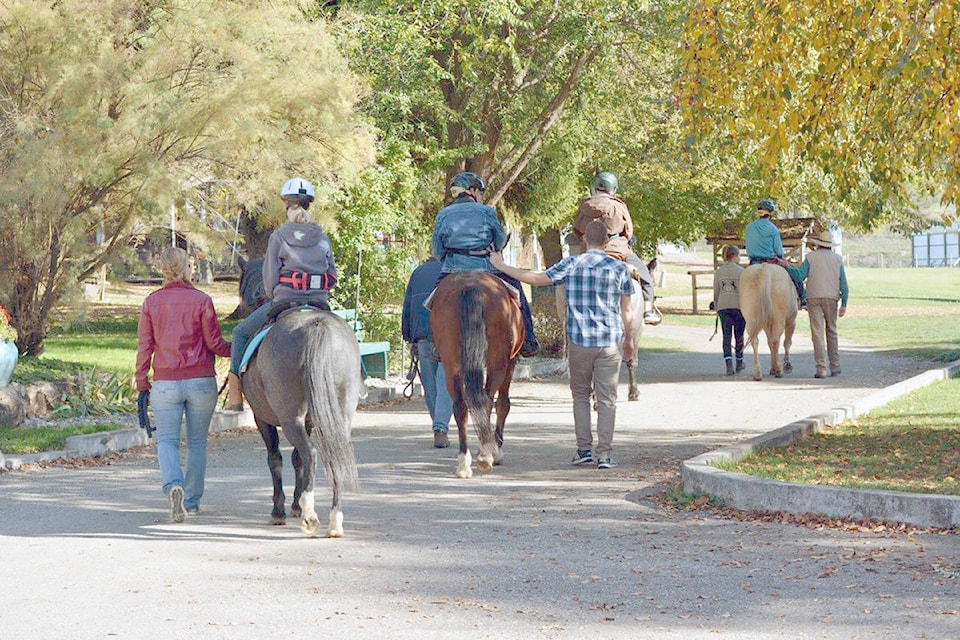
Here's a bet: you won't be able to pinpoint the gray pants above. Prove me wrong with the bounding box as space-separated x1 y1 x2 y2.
807 298 840 375
568 343 621 457
623 253 655 302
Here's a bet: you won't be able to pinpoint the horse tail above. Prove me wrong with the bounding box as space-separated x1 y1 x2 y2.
459 286 492 431
304 322 360 494
757 266 775 332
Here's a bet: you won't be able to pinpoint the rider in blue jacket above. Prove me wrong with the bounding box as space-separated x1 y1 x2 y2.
432 171 540 357
745 198 805 308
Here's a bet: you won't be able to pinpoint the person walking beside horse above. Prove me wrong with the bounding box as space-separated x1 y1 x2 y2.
491 220 635 470
713 245 746 376
401 257 454 448
136 247 231 522
778 230 849 378
226 177 338 411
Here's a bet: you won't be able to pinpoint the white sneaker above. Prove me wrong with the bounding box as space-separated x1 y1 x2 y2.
169 486 185 523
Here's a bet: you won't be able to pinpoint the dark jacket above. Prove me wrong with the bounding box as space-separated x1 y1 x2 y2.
401 259 443 343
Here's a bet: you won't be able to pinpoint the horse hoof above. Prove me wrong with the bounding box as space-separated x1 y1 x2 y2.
301 515 321 537
628 390 639 401
455 467 473 479
477 459 493 473
270 517 287 526
753 375 762 382
327 510 344 538
784 362 793 374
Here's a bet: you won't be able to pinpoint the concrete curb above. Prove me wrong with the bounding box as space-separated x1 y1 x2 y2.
1 381 417 470
682 360 960 529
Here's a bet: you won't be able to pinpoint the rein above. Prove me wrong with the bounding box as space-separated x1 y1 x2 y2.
403 349 420 398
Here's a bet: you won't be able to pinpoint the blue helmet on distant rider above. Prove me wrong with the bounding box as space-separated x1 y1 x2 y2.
757 198 776 215
280 177 316 203
591 171 618 194
450 171 486 196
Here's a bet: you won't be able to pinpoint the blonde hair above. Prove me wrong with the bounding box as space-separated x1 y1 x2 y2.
283 196 312 224
158 247 191 284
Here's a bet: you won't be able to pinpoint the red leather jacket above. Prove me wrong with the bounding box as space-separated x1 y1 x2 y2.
135 282 231 392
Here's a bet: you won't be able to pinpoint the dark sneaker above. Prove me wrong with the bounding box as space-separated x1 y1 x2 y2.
830 369 841 377
814 371 827 379
597 457 619 470
571 449 593 466
433 431 450 448
169 486 185 523
520 337 540 358
725 360 734 376
186 507 201 516
735 359 745 372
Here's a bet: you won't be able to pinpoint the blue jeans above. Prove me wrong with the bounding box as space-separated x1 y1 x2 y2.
417 339 453 433
230 302 273 374
152 377 218 510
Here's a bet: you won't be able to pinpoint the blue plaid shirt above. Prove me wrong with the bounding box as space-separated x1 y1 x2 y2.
546 250 633 348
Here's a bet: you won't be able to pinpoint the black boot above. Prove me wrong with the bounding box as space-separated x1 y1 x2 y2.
735 358 744 373
725 358 735 376
520 335 541 358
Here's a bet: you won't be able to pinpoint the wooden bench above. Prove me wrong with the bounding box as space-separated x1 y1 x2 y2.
330 309 391 379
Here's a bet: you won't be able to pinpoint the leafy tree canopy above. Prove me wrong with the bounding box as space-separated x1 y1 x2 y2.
678 1 960 229
0 0 372 354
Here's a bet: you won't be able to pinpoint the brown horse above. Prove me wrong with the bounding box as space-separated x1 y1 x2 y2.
739 263 797 381
430 272 524 478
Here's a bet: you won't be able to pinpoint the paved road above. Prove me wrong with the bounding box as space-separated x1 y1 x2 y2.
1 323 956 639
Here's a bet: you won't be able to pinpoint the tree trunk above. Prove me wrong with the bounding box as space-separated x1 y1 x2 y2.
238 207 272 262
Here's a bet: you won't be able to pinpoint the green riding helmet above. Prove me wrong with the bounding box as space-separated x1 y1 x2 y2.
592 171 618 194
450 171 486 192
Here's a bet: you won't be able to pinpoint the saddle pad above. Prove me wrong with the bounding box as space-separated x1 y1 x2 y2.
239 325 272 373
422 275 521 311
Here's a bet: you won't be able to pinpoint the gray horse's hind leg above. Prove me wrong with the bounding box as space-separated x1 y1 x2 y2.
280 416 321 537
256 420 287 525
627 361 640 401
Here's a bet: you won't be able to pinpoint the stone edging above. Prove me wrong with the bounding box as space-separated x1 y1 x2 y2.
681 361 960 529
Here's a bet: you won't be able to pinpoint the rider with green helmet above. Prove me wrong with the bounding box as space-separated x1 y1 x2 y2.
573 170 660 324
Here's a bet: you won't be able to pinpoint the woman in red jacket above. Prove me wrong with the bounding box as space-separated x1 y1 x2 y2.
136 247 231 523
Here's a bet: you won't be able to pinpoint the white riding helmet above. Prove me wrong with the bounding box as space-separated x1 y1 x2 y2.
280 177 316 202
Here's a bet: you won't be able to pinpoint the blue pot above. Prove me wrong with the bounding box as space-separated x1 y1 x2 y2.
0 340 18 388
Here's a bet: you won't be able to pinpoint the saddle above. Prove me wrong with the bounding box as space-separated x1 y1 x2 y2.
239 300 332 373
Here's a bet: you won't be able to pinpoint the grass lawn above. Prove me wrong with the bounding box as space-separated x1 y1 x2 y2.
724 378 960 496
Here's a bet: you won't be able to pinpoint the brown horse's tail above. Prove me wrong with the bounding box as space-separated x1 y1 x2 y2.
460 286 492 438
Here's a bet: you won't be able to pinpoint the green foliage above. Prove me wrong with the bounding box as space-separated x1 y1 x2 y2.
0 0 373 355
663 487 726 510
52 368 138 418
678 1 960 224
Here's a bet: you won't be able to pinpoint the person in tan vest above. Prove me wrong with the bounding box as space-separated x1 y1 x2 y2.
779 230 849 378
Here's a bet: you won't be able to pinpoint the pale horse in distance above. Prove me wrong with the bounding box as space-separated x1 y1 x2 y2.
554 236 645 401
738 262 797 381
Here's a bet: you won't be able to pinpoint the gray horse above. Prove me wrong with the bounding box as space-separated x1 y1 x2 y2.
239 259 362 537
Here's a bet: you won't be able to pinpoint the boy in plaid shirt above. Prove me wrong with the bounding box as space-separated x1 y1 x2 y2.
491 220 634 469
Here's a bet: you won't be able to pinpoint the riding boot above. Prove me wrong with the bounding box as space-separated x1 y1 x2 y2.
226 372 244 412
643 299 662 325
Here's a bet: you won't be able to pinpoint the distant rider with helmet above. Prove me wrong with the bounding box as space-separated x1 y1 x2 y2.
745 198 806 308
225 177 338 410
432 171 540 357
573 171 660 324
